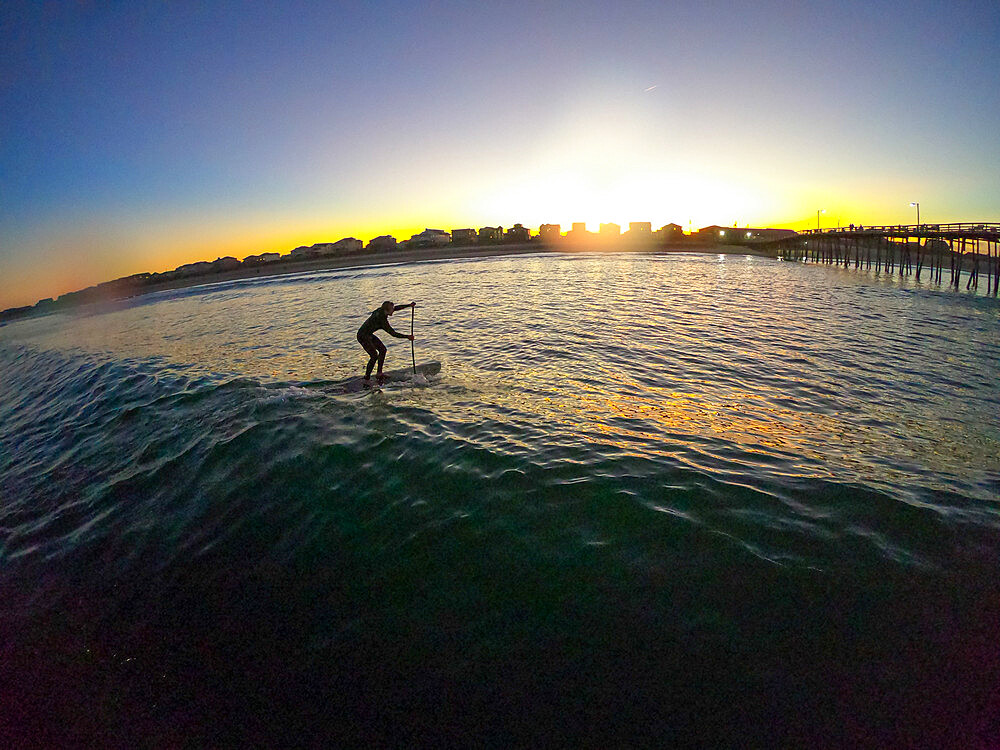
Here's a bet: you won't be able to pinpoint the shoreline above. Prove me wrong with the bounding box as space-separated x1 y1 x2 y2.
129 242 776 298
136 242 550 297
2 243 773 323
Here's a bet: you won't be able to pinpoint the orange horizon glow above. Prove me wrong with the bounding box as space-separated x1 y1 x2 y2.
2 190 989 312
0 203 939 311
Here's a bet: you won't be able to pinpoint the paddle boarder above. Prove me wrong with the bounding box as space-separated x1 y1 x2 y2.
357 301 415 384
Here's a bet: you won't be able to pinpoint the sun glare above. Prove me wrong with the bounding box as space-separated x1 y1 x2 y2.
476 168 764 231
465 102 772 230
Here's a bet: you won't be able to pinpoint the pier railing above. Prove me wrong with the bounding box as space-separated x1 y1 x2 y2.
801 223 1000 240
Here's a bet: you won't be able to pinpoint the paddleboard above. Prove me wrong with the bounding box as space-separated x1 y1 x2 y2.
324 360 441 393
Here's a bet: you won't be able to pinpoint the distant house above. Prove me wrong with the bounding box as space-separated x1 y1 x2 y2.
367 235 398 252
99 272 150 288
504 224 530 243
695 225 731 242
330 238 363 254
292 239 362 257
408 229 451 248
243 252 281 264
477 226 503 244
538 224 561 242
175 261 213 276
599 223 620 237
57 288 90 304
656 223 685 242
622 222 654 247
211 257 241 272
451 228 478 245
565 223 593 244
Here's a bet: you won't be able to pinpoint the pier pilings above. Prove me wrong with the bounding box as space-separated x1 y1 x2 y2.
765 223 999 295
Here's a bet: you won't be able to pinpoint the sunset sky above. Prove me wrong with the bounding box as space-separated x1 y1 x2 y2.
2 0 999 309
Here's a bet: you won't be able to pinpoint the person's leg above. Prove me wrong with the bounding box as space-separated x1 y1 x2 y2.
374 337 387 377
358 334 379 378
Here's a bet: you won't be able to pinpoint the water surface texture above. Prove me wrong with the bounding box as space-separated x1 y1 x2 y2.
2 253 999 747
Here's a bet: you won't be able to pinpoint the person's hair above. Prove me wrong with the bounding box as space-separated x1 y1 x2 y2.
381 300 394 313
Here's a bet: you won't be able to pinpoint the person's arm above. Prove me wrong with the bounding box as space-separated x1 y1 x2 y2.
383 320 409 339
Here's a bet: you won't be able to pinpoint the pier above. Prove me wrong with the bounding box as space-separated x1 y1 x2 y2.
756 223 1000 295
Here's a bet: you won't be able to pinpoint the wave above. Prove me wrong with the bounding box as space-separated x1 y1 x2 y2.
2 340 996 618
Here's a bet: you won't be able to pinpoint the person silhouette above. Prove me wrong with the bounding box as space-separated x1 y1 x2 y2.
357 300 414 383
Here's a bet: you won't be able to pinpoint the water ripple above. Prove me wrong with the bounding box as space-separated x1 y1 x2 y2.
1 254 999 744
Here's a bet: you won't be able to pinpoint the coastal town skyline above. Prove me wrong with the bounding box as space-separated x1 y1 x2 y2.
3 1 998 309
3 205 996 312
3 205 962 311
13 215 998 319
2 220 797 315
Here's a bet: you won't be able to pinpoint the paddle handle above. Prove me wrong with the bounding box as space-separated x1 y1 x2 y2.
410 304 416 375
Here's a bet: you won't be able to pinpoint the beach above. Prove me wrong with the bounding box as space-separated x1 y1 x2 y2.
127 241 776 300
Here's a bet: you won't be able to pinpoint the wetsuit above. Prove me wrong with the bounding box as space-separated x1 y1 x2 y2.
357 308 406 378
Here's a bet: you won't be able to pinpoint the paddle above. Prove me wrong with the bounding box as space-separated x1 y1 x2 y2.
410 302 416 376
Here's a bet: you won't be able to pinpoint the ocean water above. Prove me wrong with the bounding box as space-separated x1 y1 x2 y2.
1 252 998 747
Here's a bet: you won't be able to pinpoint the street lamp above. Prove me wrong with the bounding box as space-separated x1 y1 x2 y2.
817 209 825 231
909 202 920 226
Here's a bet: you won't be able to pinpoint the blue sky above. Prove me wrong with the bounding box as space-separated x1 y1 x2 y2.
2 0 998 308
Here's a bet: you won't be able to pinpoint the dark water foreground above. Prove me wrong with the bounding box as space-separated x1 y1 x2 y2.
2 253 998 747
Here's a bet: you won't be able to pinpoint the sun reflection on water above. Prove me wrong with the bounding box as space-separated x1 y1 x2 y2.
3 252 998 503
